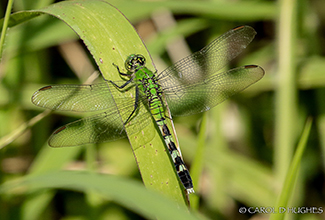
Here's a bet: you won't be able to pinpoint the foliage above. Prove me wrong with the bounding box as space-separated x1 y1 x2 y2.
0 0 324 219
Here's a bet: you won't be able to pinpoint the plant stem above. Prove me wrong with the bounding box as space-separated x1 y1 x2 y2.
0 0 14 61
274 0 298 185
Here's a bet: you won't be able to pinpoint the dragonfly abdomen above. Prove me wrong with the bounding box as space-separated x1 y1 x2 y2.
162 126 194 193
147 88 194 194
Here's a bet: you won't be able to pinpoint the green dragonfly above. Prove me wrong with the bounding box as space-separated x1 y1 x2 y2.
32 25 264 194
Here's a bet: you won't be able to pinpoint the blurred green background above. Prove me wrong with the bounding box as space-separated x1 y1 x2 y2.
0 0 324 219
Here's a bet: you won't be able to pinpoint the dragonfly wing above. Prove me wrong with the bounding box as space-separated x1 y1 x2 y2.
158 26 257 83
157 26 264 116
49 111 126 147
44 83 153 147
164 65 264 116
48 98 153 147
32 82 114 112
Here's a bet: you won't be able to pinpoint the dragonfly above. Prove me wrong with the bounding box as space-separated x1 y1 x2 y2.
32 25 265 194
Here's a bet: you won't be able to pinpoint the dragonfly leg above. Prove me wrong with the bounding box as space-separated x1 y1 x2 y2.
112 63 131 76
110 63 135 89
109 76 134 89
124 86 140 124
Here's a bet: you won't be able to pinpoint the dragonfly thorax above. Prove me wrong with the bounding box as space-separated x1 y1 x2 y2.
125 54 146 73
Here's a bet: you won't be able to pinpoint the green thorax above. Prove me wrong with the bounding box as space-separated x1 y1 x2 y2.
125 54 165 122
125 54 161 97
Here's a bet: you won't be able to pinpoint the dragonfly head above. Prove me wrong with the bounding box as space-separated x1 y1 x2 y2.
125 54 146 73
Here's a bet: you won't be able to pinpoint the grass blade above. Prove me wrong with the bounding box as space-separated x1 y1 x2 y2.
270 118 312 220
0 171 199 220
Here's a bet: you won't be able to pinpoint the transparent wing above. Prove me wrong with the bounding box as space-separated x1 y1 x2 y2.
31 83 113 112
158 26 256 82
164 65 264 116
32 82 152 147
157 26 264 116
49 111 126 147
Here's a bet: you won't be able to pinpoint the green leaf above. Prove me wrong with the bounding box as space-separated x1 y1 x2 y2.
0 171 199 220
3 0 187 204
270 118 312 220
0 11 42 30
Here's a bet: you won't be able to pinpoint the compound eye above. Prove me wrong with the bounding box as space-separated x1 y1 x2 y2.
136 54 145 65
125 54 146 72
